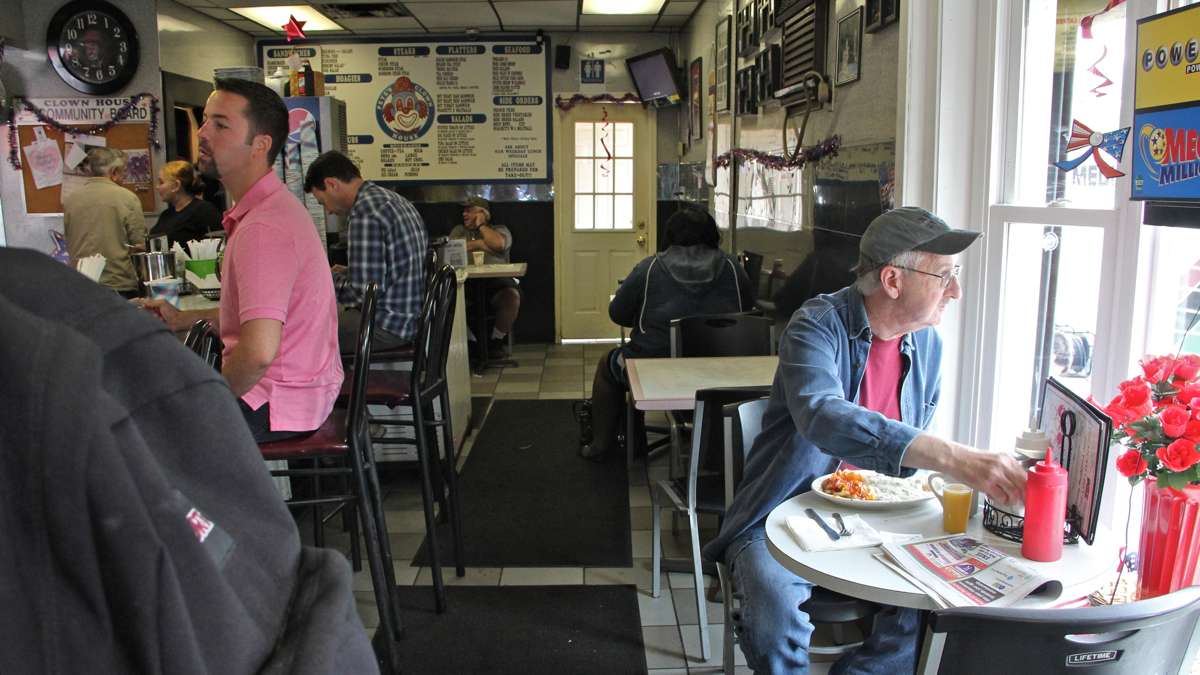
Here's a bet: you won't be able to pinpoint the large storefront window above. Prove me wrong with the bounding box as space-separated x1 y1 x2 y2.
1011 0 1127 207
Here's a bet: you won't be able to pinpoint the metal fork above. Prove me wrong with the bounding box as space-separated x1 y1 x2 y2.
832 512 851 536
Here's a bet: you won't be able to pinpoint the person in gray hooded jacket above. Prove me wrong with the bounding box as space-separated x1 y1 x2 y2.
580 206 755 460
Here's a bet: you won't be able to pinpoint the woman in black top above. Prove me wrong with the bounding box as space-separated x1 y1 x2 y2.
150 160 221 247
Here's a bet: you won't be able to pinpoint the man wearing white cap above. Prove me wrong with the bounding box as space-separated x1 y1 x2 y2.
704 206 1026 673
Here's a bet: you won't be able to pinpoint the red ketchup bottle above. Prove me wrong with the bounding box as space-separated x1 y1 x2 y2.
1021 448 1068 562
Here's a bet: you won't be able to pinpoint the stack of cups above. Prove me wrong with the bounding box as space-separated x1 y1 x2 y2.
147 279 181 308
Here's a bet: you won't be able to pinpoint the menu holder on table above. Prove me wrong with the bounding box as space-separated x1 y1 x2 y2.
983 377 1112 545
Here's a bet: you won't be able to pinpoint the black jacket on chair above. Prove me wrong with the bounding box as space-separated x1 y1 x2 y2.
0 248 377 674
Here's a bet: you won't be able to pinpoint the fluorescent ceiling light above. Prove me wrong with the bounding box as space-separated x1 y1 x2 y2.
581 0 666 15
230 6 343 32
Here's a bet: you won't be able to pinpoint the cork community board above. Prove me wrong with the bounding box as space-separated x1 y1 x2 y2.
259 35 551 184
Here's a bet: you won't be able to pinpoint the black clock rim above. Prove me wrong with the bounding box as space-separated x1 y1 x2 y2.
46 0 140 95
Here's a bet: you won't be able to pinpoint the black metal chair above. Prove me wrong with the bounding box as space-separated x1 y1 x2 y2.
715 397 881 673
336 265 464 614
252 284 404 674
669 312 776 358
650 385 772 662
183 319 223 370
916 586 1200 674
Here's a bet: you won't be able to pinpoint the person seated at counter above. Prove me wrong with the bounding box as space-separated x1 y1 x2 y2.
303 150 427 355
62 146 146 299
150 159 222 247
580 206 754 461
142 78 342 444
450 196 520 358
703 207 1027 674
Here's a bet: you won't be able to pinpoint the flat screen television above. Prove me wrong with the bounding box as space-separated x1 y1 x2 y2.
626 48 683 107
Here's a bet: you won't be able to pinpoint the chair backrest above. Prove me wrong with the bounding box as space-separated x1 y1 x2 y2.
411 264 457 398
722 397 769 506
670 312 775 358
918 585 1200 675
687 387 771 513
345 283 379 446
184 319 223 371
740 250 764 298
423 244 439 287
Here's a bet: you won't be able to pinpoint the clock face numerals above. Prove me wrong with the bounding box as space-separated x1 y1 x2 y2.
60 11 129 84
46 1 139 95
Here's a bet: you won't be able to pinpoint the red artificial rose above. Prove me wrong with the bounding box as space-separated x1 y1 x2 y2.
1120 380 1153 408
1161 405 1191 438
1175 354 1200 382
1157 439 1200 473
1185 419 1200 443
1175 383 1200 409
1142 356 1175 382
1103 394 1139 427
1116 449 1148 478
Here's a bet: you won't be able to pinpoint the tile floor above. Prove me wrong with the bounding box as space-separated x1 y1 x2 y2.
342 343 835 674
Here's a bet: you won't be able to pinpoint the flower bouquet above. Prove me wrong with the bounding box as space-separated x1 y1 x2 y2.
1100 353 1200 598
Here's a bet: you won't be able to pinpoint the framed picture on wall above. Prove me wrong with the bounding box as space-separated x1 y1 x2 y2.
690 57 703 143
835 8 862 86
715 15 732 112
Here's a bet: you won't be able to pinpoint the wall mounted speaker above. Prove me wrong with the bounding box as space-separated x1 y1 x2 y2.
555 45 571 70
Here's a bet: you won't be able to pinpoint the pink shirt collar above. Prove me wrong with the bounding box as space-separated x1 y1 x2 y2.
222 171 284 235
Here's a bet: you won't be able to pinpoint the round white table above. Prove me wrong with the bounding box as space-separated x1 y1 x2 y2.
765 491 1117 610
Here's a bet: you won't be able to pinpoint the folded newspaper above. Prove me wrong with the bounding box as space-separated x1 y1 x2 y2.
876 535 1063 608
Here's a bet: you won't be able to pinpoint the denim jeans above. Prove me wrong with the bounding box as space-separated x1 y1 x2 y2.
726 526 920 674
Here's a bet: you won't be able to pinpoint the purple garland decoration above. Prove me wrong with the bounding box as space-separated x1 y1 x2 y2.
714 134 842 171
6 93 161 170
555 93 641 111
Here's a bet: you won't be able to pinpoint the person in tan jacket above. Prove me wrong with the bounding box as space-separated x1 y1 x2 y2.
63 147 146 297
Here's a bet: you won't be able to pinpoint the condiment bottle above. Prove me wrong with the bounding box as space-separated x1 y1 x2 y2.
1021 448 1068 562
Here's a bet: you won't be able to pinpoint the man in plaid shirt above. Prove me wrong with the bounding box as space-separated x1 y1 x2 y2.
305 151 428 353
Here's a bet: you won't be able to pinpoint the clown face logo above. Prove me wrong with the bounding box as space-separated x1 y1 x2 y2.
376 76 435 141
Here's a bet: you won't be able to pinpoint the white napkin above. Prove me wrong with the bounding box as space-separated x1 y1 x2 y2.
185 270 220 289
75 254 106 282
186 238 221 260
786 513 921 552
172 241 191 262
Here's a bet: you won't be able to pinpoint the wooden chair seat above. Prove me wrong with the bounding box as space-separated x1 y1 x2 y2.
258 410 349 461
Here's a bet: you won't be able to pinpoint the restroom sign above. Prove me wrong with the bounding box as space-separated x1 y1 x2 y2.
581 59 605 84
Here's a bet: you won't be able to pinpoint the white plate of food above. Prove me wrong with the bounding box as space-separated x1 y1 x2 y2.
810 469 935 510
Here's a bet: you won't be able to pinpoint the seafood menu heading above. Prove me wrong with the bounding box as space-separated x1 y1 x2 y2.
260 36 551 184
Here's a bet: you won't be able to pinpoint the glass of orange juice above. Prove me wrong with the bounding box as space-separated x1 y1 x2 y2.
927 473 976 534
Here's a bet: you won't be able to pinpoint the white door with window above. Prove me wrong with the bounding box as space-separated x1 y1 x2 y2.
553 103 656 340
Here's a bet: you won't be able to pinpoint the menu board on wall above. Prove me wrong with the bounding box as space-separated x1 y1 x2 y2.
258 36 551 184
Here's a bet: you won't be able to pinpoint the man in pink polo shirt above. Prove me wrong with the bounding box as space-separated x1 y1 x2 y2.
144 78 343 442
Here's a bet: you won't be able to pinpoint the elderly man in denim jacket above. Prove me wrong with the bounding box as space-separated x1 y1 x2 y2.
704 207 1026 674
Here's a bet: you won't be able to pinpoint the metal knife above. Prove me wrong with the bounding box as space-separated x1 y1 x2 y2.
805 508 841 541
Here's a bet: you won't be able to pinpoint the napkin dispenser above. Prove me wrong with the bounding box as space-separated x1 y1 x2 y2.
438 238 468 269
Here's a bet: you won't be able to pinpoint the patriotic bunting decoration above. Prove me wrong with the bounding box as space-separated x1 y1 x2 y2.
1053 119 1130 179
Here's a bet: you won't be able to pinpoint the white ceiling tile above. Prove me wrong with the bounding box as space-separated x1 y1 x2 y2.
192 6 244 21
404 2 499 29
174 0 218 7
211 0 299 7
493 1 576 27
336 16 422 30
579 14 657 27
663 1 699 15
225 19 280 34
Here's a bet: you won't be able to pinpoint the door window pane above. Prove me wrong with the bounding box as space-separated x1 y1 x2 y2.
595 159 614 193
575 195 594 229
614 122 633 157
988 222 1104 450
594 195 614 230
575 123 594 156
614 159 633 193
1011 0 1127 207
614 195 633 230
1141 226 1200 357
575 158 593 194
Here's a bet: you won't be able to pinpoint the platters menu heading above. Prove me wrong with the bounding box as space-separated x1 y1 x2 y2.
261 37 550 183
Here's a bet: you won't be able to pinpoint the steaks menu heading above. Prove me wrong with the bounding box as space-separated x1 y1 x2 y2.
260 37 550 183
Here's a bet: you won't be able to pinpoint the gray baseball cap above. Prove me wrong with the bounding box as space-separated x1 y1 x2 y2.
852 206 982 274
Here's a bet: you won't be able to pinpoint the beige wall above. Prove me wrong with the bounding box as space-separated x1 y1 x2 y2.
157 0 257 83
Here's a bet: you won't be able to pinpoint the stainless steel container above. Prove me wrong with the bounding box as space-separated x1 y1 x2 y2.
132 251 178 284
